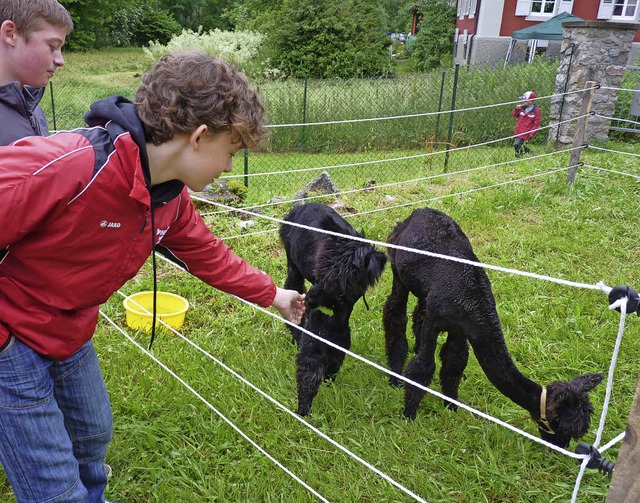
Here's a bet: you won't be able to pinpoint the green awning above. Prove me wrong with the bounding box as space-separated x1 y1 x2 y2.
511 11 584 41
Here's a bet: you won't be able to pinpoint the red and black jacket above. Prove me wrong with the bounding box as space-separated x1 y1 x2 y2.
0 96 276 360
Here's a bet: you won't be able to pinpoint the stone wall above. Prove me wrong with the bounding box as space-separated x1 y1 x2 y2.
549 21 639 146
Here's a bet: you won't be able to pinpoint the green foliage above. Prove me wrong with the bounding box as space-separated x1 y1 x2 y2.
156 0 234 32
226 180 249 201
144 29 265 78
377 0 415 33
409 0 457 71
107 4 181 47
133 6 182 46
60 0 126 49
265 0 395 79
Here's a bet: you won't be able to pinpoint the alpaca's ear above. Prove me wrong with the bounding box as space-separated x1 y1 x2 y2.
572 373 604 392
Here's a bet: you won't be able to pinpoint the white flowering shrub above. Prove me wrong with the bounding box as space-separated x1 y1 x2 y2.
144 28 267 77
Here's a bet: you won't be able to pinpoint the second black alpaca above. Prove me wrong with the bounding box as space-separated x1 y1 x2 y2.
280 202 387 416
383 207 603 448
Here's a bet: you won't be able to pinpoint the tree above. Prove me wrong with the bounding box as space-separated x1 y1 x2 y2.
376 0 415 34
409 0 456 71
60 0 128 49
265 0 394 79
107 4 181 47
155 0 235 31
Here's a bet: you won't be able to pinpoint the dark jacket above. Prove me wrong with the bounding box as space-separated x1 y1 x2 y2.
0 82 49 145
0 96 276 360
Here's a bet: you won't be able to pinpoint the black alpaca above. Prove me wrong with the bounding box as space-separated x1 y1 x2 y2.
295 303 352 416
383 207 603 448
280 202 387 416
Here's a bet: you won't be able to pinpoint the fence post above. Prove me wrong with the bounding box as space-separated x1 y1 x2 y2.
301 76 309 151
567 80 595 183
444 64 460 171
435 70 446 144
243 149 249 188
605 372 640 502
49 81 57 132
556 43 575 143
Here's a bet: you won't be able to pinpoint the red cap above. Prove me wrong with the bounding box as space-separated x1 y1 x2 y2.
521 91 536 100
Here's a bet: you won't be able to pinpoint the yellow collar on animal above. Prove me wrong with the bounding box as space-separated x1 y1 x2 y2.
315 305 334 316
537 386 553 434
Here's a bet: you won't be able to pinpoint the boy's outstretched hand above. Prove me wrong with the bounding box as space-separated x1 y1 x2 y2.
272 287 306 325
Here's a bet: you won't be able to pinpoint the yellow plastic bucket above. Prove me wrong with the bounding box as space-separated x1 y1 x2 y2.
123 291 189 333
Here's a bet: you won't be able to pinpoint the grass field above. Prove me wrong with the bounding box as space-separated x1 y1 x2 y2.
86 145 639 503
1 48 639 502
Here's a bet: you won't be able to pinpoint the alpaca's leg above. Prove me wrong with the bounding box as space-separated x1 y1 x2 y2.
403 319 439 419
324 349 347 382
284 263 307 344
411 297 427 354
295 338 325 416
383 273 410 387
439 331 469 411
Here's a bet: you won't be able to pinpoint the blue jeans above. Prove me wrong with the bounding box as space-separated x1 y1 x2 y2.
0 336 113 502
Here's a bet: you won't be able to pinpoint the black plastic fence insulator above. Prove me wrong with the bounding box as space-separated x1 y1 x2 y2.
575 443 615 477
607 285 640 315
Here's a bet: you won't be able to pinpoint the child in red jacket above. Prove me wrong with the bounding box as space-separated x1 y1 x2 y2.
512 90 541 157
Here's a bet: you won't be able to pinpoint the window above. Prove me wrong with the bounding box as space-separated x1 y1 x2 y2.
531 0 556 14
517 0 573 17
612 0 638 18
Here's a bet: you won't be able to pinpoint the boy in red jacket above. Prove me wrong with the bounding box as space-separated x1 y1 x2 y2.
0 52 305 503
512 90 541 157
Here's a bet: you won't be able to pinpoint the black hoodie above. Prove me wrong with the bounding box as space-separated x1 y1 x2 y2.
84 95 184 207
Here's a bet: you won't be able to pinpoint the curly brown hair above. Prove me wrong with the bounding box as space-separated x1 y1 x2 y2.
135 52 266 149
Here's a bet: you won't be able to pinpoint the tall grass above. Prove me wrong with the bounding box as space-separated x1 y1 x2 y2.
43 48 558 151
1 49 638 502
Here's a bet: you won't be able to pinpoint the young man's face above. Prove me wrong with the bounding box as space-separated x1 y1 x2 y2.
183 130 242 192
2 20 67 88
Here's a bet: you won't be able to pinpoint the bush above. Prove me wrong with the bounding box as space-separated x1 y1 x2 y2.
266 0 394 79
409 0 457 71
144 28 265 78
108 4 181 47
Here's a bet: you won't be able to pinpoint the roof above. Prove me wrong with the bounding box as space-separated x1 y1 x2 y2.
511 11 584 41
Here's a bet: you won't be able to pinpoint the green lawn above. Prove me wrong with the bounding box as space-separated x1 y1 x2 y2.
4 145 632 502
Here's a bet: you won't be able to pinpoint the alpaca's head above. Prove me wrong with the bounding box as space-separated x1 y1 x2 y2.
314 240 387 307
537 373 604 448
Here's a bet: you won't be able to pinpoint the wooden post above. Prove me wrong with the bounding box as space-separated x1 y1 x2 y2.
567 81 596 184
606 373 640 502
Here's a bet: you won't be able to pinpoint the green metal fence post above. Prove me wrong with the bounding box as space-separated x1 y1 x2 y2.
301 76 309 151
444 64 460 171
435 70 446 144
243 148 249 188
49 81 57 131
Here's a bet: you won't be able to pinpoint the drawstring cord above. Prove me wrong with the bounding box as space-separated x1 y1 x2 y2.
148 204 158 350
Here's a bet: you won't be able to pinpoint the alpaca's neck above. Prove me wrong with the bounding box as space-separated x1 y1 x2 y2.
469 325 542 414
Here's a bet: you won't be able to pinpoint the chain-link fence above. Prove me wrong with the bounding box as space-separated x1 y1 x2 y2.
42 61 568 202
610 65 640 136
